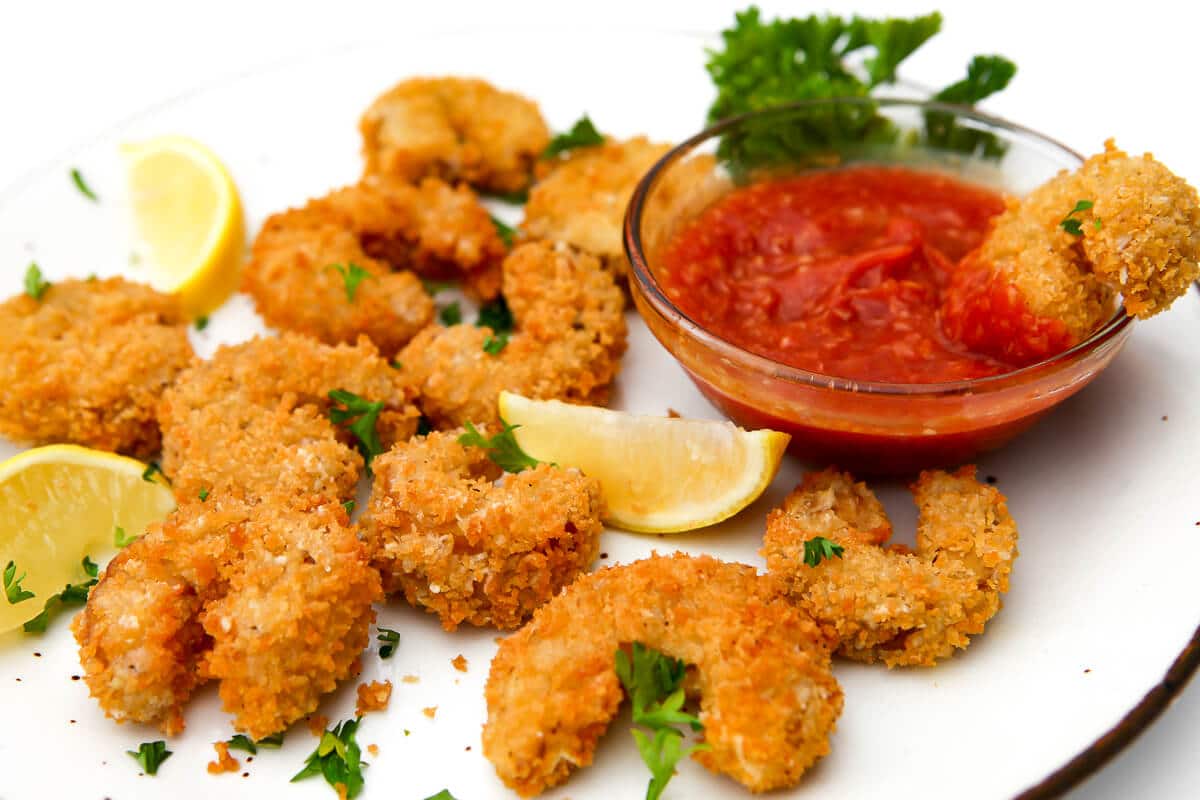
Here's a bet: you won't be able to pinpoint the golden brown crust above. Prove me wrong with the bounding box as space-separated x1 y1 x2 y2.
158 333 419 502
244 176 505 351
763 467 1018 667
0 278 193 456
398 241 627 428
360 76 550 194
482 553 841 796
361 429 604 630
73 494 381 739
523 136 671 278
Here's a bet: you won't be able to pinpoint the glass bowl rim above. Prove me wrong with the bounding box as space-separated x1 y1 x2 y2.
623 96 1134 398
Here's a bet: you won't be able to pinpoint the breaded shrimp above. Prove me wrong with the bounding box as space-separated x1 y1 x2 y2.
482 553 841 796
159 333 419 501
361 429 604 630
0 277 192 456
244 176 505 351
522 136 671 279
763 467 1018 668
943 140 1200 363
398 241 627 428
73 494 380 738
360 77 550 195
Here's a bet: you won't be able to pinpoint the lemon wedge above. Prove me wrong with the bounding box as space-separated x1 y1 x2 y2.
0 445 177 634
122 135 245 317
498 392 790 533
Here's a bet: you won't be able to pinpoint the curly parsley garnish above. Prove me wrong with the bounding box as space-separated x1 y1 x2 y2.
23 556 100 633
458 421 539 473
329 262 373 302
615 643 709 800
439 302 463 326
328 389 385 470
476 296 515 354
3 561 34 605
803 536 845 567
1060 200 1095 237
70 168 98 202
141 461 171 486
543 114 605 159
490 215 516 248
128 740 172 775
291 717 366 798
377 627 400 659
24 263 50 301
114 525 138 548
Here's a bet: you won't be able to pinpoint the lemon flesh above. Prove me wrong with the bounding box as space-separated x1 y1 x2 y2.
123 135 245 317
498 392 790 533
0 445 176 634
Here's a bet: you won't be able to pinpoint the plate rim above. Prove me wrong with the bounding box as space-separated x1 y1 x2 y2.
1 25 1197 800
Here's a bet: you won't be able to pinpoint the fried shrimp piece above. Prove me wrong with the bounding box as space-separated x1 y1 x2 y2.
398 241 627 428
482 553 841 796
244 175 505 351
943 140 1200 363
361 429 604 630
522 136 671 279
360 76 550 195
159 333 418 501
0 277 192 456
763 467 1018 668
73 494 380 738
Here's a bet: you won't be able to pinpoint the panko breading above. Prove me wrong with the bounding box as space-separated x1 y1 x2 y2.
763 467 1018 668
360 76 550 195
73 494 380 738
523 136 671 279
0 278 192 456
943 140 1200 362
159 333 419 501
244 176 505 352
482 553 841 797
399 241 627 429
361 430 604 630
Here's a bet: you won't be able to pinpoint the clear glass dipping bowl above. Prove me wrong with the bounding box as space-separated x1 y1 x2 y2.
624 99 1132 475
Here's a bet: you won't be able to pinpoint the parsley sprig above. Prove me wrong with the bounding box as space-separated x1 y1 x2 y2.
328 389 385 471
1060 199 1096 237
329 262 373 302
3 561 34 605
226 734 258 754
291 717 367 799
24 263 50 301
23 556 100 633
458 421 539 473
377 627 400 659
615 643 709 800
476 296 515 355
803 536 845 567
71 168 99 202
128 740 172 775
543 114 605 159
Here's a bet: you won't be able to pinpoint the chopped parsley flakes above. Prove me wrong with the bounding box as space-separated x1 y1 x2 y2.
1060 199 1095 237
328 389 385 471
23 556 100 633
458 420 539 473
329 262 373 302
543 115 605 159
803 536 845 567
439 302 463 326
71 168 99 202
377 627 400 659
291 717 366 798
128 740 172 775
3 561 34 605
24 263 50 301
114 525 138 548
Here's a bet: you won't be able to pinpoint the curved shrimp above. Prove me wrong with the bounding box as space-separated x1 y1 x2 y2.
482 553 841 796
244 176 506 352
73 493 380 738
763 467 1019 668
522 136 671 279
361 429 604 630
0 277 193 456
943 140 1200 364
158 333 419 502
398 240 627 429
360 76 550 195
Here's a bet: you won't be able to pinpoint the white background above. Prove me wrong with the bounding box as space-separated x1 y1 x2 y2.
0 1 1196 797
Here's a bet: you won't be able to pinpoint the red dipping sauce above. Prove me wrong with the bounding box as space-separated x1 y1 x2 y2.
660 165 1022 383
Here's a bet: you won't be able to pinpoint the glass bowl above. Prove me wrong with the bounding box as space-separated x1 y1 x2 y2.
624 99 1133 475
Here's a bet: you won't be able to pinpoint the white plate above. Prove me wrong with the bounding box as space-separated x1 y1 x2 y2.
1 28 1198 800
